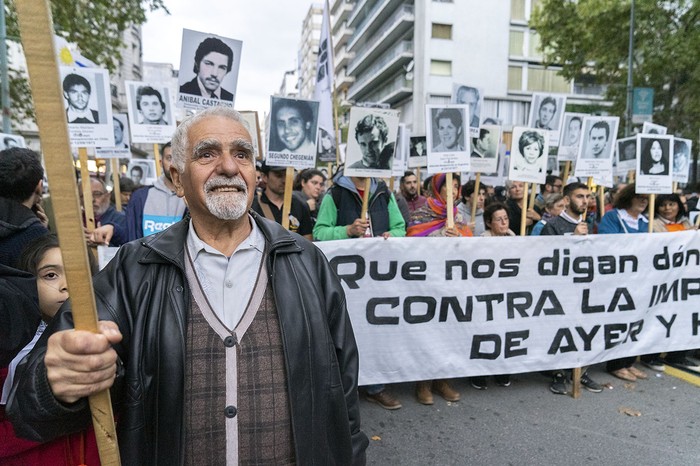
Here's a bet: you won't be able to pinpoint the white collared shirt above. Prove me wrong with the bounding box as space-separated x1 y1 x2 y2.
66 107 96 123
186 216 265 329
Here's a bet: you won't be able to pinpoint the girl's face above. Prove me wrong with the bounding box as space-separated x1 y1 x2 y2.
650 141 663 162
658 199 680 221
438 118 459 149
302 175 324 200
523 141 541 164
36 247 68 321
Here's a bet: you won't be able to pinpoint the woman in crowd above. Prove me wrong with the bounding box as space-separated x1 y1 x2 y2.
457 180 487 236
407 173 471 405
598 184 649 381
640 194 700 372
471 203 515 389
292 168 326 221
530 193 565 236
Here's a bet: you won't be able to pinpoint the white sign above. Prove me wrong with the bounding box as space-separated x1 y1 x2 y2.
317 233 700 384
508 126 548 184
426 105 471 174
557 113 588 161
59 67 114 148
344 107 399 178
0 133 26 149
616 136 637 173
574 116 619 179
636 134 674 194
451 83 483 138
673 137 692 184
125 81 176 144
95 113 131 159
177 29 242 110
391 123 409 177
528 93 567 147
470 124 501 174
266 96 320 169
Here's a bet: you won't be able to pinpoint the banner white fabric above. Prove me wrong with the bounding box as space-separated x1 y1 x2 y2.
316 233 700 385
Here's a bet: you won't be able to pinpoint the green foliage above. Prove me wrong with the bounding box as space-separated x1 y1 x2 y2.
4 0 168 127
531 0 700 138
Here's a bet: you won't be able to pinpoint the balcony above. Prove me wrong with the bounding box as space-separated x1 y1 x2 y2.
347 4 414 75
347 0 405 47
333 22 354 54
347 40 412 101
335 46 356 69
332 1 354 33
351 71 411 105
336 68 356 92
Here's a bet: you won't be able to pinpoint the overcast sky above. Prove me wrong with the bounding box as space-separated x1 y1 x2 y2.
141 0 319 116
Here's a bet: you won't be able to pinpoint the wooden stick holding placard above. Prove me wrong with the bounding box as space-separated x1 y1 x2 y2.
598 185 604 220
628 169 635 183
360 178 371 221
111 159 122 212
519 182 529 236
153 143 162 178
78 147 95 232
416 167 422 196
471 173 481 232
446 172 454 229
281 167 295 230
562 161 571 183
529 183 537 212
648 194 656 233
15 0 121 464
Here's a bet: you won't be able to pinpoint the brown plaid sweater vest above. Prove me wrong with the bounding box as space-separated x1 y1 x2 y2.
183 255 295 465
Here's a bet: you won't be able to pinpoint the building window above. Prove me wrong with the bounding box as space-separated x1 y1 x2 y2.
430 60 452 76
528 30 542 58
511 0 526 21
432 23 453 40
509 30 524 56
527 67 570 93
508 66 523 91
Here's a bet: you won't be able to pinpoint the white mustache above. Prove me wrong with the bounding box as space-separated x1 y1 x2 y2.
205 177 247 193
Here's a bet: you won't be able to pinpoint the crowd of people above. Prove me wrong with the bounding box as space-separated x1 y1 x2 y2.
2 108 700 463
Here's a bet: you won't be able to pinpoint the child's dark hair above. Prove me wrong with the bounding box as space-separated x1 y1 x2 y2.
18 234 98 276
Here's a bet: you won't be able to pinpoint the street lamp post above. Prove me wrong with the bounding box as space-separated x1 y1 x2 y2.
625 0 635 137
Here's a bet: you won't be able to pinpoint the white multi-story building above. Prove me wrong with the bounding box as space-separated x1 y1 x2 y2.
297 3 324 99
330 0 605 134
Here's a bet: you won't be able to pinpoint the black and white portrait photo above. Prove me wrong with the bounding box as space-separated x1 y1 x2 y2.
177 29 242 110
673 138 692 183
392 123 409 176
96 114 132 159
125 80 176 144
0 133 26 150
508 127 548 184
470 125 501 174
451 83 482 137
636 134 673 194
127 159 157 187
408 136 427 168
528 93 566 147
615 136 637 172
266 97 320 169
574 116 619 179
59 66 114 147
642 121 667 135
428 107 467 153
557 113 587 160
239 111 263 160
345 107 399 178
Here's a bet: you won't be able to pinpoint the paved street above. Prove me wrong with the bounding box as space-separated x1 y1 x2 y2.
361 365 699 465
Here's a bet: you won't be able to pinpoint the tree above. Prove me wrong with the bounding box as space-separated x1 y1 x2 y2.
4 0 168 125
530 0 700 139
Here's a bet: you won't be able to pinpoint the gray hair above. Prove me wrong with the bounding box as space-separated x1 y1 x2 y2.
171 107 249 172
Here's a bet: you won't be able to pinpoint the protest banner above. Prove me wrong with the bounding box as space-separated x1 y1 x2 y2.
316 233 700 385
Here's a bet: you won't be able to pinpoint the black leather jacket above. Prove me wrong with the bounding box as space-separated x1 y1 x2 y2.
8 213 368 465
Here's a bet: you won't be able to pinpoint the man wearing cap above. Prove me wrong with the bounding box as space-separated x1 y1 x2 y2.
251 163 313 240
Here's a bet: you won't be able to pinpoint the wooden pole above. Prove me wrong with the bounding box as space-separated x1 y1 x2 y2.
520 183 529 236
327 161 333 187
446 172 454 229
571 367 582 399
598 185 604 220
672 181 678 193
471 173 481 231
562 161 571 183
648 194 656 233
153 143 162 178
360 177 371 220
416 167 422 196
281 167 294 230
529 183 537 211
79 147 95 232
15 0 121 463
389 177 395 192
111 159 122 212
628 169 635 183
